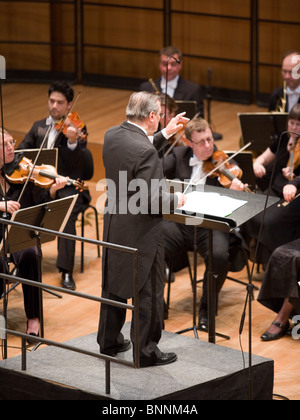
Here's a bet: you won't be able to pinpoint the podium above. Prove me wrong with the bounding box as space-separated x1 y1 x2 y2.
0 195 78 356
164 182 279 344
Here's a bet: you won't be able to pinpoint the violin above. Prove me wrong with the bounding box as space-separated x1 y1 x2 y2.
202 150 252 193
5 157 88 191
55 111 87 142
287 138 300 180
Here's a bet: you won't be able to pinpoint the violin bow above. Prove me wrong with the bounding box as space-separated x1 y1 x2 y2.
49 90 82 149
183 142 252 195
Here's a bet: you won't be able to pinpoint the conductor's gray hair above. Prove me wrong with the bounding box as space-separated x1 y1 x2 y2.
126 91 161 122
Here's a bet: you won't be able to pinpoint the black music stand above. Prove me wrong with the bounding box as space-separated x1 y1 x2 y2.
17 148 58 168
0 195 78 354
175 100 197 120
239 112 288 154
164 182 279 344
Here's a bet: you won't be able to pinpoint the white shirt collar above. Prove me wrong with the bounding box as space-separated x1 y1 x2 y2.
160 75 179 95
286 85 300 95
127 120 148 137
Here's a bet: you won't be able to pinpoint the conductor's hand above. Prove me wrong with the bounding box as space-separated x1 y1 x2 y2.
165 112 190 137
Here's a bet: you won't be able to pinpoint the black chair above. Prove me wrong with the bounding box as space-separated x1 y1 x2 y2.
165 231 258 311
80 204 101 273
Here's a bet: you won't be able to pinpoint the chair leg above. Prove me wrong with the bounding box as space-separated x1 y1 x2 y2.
80 210 85 273
80 205 101 274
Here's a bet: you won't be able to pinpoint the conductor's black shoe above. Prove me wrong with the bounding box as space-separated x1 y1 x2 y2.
61 272 76 290
139 352 178 368
100 339 131 357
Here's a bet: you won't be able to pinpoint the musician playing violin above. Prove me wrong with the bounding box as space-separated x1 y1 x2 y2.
18 81 94 291
254 104 300 195
0 128 67 341
243 104 300 267
162 117 248 328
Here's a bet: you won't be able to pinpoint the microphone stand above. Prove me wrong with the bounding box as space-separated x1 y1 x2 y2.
206 68 222 141
0 77 10 359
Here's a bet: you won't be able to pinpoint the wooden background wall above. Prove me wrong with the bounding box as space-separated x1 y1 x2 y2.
0 0 299 105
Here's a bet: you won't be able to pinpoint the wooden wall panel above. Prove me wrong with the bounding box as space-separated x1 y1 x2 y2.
172 0 251 18
0 0 299 104
0 2 51 70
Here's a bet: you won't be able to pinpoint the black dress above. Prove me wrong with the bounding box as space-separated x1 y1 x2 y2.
258 239 300 317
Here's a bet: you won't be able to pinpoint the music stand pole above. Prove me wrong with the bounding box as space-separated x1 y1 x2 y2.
176 225 230 341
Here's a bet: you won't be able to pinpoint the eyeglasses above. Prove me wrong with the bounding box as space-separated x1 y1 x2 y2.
190 137 214 146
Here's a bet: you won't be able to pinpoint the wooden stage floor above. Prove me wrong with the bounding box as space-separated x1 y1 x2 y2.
0 83 299 400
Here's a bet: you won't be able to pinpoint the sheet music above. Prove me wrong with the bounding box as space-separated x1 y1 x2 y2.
179 191 247 218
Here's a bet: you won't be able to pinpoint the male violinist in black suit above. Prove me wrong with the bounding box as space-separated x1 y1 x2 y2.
18 81 94 291
140 46 204 118
162 118 248 328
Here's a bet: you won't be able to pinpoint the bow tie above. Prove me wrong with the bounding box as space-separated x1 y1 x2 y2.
287 85 300 95
189 157 202 167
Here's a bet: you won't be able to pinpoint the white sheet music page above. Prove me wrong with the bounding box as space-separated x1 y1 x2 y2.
179 191 247 218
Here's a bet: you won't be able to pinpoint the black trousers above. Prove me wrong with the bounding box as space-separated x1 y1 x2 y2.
97 243 165 364
163 221 230 310
0 247 41 320
56 194 89 274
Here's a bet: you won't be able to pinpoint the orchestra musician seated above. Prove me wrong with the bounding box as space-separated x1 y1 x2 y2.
18 81 94 291
0 128 68 342
269 51 300 113
258 177 300 341
242 104 300 266
162 117 248 329
140 46 204 118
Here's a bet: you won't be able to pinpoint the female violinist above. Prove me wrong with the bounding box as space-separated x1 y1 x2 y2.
18 81 94 291
253 104 300 196
242 104 300 267
0 128 68 341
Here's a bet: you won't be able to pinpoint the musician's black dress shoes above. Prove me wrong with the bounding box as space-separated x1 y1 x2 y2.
61 272 76 290
100 339 132 357
198 310 208 331
138 352 178 368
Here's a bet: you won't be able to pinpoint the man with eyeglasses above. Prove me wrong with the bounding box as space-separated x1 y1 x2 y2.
162 118 247 328
140 46 204 118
